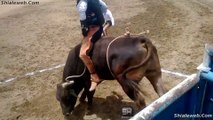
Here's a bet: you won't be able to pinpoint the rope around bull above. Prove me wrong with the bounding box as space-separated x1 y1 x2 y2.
65 29 149 81
65 67 86 81
106 29 150 77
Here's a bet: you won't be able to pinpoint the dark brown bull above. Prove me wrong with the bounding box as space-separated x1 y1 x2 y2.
56 34 166 117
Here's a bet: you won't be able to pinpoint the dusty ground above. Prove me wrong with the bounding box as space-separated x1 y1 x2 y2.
0 0 213 119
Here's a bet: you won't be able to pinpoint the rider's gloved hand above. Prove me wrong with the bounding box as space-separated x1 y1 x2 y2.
81 26 89 37
80 20 89 37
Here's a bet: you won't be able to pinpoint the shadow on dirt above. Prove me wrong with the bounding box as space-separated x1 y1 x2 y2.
65 92 139 120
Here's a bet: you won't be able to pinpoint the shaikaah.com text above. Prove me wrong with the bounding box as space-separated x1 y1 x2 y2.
1 1 39 5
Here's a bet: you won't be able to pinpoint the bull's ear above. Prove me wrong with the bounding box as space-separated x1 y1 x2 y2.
62 81 74 88
56 84 62 101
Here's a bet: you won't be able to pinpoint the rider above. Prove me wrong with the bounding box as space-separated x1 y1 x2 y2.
76 0 107 91
99 0 115 36
103 9 114 36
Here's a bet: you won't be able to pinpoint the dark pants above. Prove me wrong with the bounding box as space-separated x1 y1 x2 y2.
91 26 103 43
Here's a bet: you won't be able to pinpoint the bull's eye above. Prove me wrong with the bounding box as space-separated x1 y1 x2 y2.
69 89 77 97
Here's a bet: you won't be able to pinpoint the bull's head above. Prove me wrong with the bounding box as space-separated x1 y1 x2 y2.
56 80 77 116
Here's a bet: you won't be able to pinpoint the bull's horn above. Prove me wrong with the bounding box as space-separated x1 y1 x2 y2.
62 81 74 88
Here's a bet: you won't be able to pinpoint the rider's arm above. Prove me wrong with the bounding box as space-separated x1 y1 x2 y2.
105 9 114 26
77 0 88 36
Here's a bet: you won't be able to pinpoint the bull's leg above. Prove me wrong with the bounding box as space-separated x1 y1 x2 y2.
117 77 146 108
87 90 95 105
79 90 87 103
146 71 166 96
85 90 95 115
79 86 95 103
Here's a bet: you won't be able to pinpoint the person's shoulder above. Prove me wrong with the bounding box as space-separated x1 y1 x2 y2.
77 0 87 11
78 0 87 4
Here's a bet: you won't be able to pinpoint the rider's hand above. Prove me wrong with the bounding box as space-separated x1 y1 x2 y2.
80 20 89 37
82 27 89 37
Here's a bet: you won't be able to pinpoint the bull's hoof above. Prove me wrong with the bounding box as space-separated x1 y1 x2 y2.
86 105 94 115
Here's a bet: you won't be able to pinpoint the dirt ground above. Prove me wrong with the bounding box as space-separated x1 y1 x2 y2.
0 0 213 119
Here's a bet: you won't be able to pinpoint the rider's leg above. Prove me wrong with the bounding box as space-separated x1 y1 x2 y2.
79 26 101 91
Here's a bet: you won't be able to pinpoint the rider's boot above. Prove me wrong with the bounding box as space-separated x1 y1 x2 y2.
84 59 100 91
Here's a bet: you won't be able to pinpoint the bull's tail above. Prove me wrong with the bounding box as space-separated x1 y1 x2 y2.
121 37 153 78
118 75 144 101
